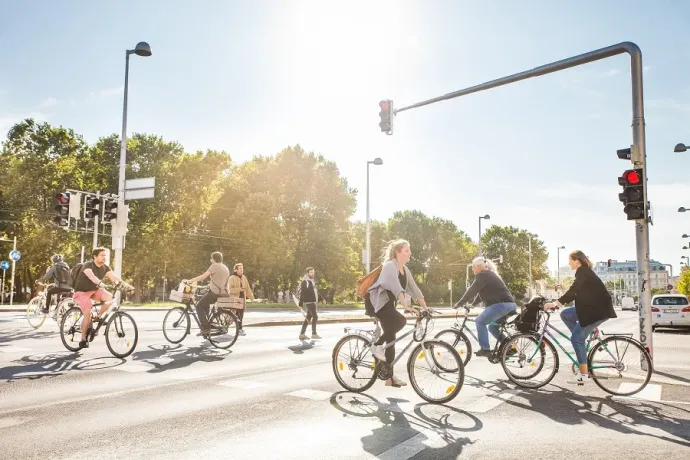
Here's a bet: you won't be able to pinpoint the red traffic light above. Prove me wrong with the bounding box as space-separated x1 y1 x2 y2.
379 100 390 111
55 192 69 204
622 170 641 185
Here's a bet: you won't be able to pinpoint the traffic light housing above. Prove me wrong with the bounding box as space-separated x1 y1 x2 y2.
84 195 101 220
102 199 118 223
607 259 612 267
378 100 394 135
114 203 130 236
618 168 645 220
53 192 70 227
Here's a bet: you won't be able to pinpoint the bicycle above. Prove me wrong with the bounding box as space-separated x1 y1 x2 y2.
434 304 518 366
26 282 75 329
499 304 653 396
162 283 239 350
59 282 139 358
332 307 465 404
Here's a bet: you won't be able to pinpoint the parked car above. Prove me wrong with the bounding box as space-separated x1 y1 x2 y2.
621 296 637 311
651 294 690 330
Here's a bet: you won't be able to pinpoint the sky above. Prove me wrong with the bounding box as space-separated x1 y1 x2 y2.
1 0 690 277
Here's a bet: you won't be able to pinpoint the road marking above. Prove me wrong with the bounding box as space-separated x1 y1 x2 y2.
376 430 446 460
116 362 154 373
285 389 332 401
617 383 662 402
463 389 521 413
218 379 269 389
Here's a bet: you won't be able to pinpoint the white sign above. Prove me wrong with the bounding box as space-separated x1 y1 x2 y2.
125 177 156 190
125 188 155 200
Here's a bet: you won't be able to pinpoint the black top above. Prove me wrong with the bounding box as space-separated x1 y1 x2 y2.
385 270 408 306
457 270 514 307
74 261 111 292
558 266 617 327
299 278 317 305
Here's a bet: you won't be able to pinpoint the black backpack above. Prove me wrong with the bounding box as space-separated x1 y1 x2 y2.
515 296 545 333
69 263 85 288
54 264 71 285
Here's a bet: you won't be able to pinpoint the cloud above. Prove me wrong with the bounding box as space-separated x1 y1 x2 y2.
0 111 50 137
646 99 690 112
68 85 124 108
39 97 59 108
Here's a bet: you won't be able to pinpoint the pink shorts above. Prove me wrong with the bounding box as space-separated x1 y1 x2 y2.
73 289 112 314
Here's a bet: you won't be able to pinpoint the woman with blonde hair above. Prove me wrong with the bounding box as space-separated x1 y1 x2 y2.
545 250 617 385
367 239 429 387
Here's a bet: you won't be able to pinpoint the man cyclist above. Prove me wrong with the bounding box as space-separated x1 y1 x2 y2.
36 254 72 313
454 256 517 358
73 247 131 349
184 251 230 338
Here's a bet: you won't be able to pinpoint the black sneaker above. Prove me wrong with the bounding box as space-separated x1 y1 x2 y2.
78 340 89 349
475 349 492 358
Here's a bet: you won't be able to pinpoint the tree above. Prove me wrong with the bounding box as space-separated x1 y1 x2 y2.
677 266 690 296
480 225 549 301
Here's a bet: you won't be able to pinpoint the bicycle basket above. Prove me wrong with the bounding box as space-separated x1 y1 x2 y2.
515 296 545 333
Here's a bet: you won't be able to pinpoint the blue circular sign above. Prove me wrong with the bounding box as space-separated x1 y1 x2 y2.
0 260 9 270
9 250 21 262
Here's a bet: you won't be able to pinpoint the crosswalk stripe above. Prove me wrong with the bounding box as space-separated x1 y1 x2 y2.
285 389 332 400
463 389 521 413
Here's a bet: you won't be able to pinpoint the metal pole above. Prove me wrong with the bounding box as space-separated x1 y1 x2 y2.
557 248 560 296
365 161 371 273
528 237 533 298
93 191 100 249
114 51 131 278
80 246 85 264
163 261 167 302
9 236 16 305
478 217 482 255
1 269 5 305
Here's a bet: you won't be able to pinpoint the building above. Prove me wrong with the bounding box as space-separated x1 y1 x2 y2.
593 259 670 297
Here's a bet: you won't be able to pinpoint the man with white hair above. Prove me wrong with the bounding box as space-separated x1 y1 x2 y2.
454 256 517 358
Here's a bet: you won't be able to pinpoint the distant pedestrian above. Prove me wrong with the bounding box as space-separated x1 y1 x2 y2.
230 263 254 336
298 267 321 340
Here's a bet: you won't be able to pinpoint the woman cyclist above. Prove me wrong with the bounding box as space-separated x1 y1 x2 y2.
544 249 617 385
367 239 429 388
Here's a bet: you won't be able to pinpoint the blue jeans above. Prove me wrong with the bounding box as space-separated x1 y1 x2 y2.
560 306 606 365
476 302 517 351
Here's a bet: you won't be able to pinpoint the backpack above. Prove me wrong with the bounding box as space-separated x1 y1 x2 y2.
69 262 85 288
515 296 545 333
356 265 382 299
54 264 71 285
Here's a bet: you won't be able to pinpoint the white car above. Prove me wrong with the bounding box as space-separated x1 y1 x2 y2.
651 294 690 330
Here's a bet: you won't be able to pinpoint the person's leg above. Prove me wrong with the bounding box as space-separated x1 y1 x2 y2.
487 302 517 343
572 319 607 375
195 292 215 334
476 303 516 351
300 305 313 336
92 289 113 319
310 303 319 334
560 306 578 334
74 291 94 344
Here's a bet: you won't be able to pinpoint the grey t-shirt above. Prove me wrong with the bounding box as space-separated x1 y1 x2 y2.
208 263 230 295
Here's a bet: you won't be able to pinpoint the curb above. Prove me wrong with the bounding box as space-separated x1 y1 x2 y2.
244 313 464 328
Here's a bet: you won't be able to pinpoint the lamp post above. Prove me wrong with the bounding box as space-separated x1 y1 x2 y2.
478 214 490 255
365 158 383 273
113 41 152 279
556 245 566 293
674 143 689 153
679 207 689 213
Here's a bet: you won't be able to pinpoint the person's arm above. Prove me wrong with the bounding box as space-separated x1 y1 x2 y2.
37 267 55 283
405 269 427 310
546 272 586 310
298 280 307 306
82 268 102 286
245 277 255 301
454 273 488 307
188 270 211 284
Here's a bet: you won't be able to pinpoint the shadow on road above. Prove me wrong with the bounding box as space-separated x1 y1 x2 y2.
329 391 479 458
288 340 318 354
0 329 59 344
131 343 230 373
0 351 124 382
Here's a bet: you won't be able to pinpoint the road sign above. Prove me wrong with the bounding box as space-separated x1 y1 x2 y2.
125 177 156 190
0 260 9 270
124 188 155 200
9 250 21 262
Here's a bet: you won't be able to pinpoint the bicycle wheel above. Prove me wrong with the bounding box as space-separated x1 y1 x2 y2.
27 297 47 329
500 333 558 389
208 309 239 349
588 336 652 396
54 298 74 323
408 340 464 404
60 306 84 352
434 328 472 367
332 335 379 392
163 307 190 344
105 311 139 358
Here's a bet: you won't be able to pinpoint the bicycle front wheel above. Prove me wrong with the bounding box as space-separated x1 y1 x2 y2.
105 311 139 358
501 333 558 389
434 328 472 367
332 335 379 392
163 307 190 344
208 309 239 349
60 306 84 352
588 336 652 396
408 340 464 404
27 297 47 329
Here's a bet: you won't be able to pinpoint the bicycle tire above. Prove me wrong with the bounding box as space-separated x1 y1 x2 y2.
588 335 652 396
434 328 472 367
27 296 47 329
105 311 139 358
208 309 239 349
332 335 379 393
60 306 84 352
163 307 190 344
500 333 558 389
55 298 74 323
408 340 464 404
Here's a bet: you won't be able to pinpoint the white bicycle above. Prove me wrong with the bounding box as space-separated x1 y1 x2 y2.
26 282 75 329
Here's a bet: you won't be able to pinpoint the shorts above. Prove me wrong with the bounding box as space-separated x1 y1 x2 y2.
73 289 112 314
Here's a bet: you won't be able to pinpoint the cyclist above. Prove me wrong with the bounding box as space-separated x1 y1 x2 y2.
73 247 132 349
368 239 429 388
36 254 72 313
229 262 254 336
454 256 516 358
184 251 230 338
298 267 321 340
544 249 617 385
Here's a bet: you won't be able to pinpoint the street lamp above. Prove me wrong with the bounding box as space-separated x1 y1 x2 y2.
478 214 490 255
556 245 566 292
674 143 688 153
683 234 690 238
365 157 383 273
114 41 152 278
679 207 688 213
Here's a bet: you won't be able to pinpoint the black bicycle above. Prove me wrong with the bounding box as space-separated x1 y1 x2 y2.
162 284 239 350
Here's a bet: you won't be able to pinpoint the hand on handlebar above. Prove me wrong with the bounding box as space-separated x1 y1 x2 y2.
543 302 560 312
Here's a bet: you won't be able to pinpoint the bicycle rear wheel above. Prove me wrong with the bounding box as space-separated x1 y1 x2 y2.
434 329 472 367
332 335 379 392
588 336 652 396
408 340 464 404
500 333 558 389
105 312 139 358
208 309 239 349
27 297 47 329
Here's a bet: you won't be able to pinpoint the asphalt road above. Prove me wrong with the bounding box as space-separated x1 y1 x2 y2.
0 310 688 459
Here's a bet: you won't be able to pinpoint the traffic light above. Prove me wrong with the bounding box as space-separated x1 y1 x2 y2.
378 100 394 135
618 168 645 220
114 203 130 236
607 259 612 267
83 195 101 220
53 192 70 227
102 199 118 223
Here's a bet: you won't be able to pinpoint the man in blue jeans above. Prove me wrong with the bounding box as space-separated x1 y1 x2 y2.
454 257 517 357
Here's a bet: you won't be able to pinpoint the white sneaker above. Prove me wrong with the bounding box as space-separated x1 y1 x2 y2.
385 376 408 387
370 344 386 362
238 329 246 336
567 373 592 385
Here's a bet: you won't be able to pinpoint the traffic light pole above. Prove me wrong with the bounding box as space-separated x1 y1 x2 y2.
393 41 654 362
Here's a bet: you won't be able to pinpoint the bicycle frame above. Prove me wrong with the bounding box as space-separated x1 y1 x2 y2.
377 314 438 371
451 307 512 345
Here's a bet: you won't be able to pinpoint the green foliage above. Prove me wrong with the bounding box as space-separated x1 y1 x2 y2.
677 266 690 296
